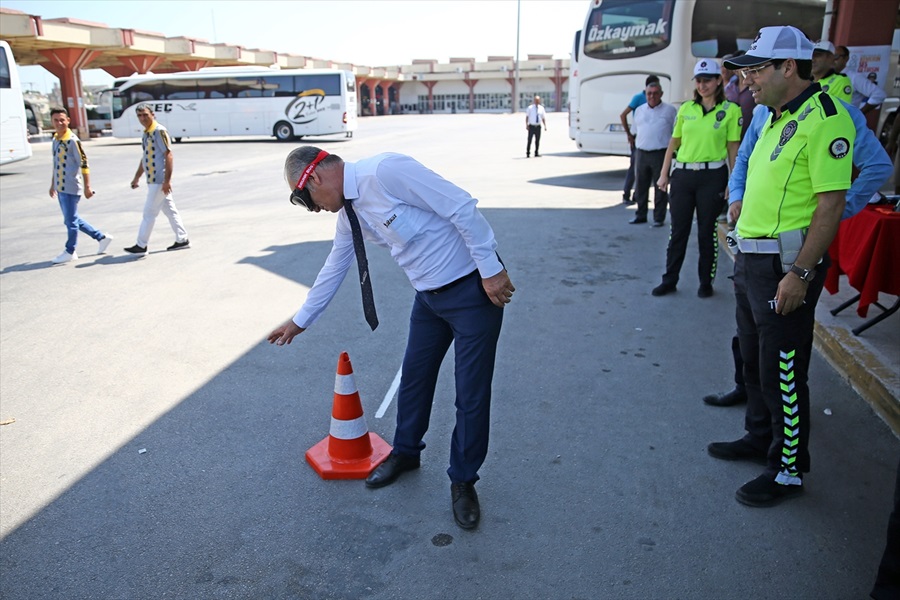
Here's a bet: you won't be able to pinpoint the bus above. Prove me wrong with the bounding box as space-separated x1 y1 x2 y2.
0 40 32 165
109 67 358 142
573 0 826 155
568 29 582 140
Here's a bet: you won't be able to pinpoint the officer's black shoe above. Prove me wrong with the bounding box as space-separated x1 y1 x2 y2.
365 452 420 488
451 482 480 530
629 217 648 224
735 473 804 507
703 386 747 407
707 439 768 465
651 282 676 296
698 284 713 298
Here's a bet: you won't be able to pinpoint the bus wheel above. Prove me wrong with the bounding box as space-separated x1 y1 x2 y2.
274 122 295 141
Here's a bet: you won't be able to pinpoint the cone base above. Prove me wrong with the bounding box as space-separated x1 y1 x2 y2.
305 433 392 480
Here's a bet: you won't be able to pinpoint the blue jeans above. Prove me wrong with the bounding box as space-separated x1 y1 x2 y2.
58 192 103 254
392 274 504 484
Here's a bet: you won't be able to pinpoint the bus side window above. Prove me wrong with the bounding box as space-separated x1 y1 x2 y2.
129 81 164 104
166 79 200 100
229 77 264 98
199 78 228 99
262 76 293 97
0 50 10 88
296 74 341 96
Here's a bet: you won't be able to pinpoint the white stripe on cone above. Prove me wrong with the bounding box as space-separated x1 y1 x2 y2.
330 415 369 440
335 372 357 396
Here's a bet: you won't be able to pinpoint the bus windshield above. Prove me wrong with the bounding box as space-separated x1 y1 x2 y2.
583 0 674 60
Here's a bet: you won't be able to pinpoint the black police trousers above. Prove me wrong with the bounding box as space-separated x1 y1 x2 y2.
661 166 727 287
733 251 829 477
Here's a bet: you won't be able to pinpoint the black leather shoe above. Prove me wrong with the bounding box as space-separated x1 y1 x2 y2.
365 452 420 488
651 282 676 296
736 473 803 507
703 386 747 407
707 439 768 465
451 482 480 530
629 217 648 224
697 284 713 298
651 221 665 228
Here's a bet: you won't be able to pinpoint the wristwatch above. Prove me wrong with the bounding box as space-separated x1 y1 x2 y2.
789 264 816 283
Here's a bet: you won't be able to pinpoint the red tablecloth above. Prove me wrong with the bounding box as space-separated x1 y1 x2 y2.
825 205 900 317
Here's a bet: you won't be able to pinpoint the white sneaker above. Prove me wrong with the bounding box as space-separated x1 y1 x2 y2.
98 235 113 254
51 250 77 264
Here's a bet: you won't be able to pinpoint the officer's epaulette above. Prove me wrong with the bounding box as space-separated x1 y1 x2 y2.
818 91 838 117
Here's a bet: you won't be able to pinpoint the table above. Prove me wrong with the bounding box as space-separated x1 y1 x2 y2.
825 205 900 335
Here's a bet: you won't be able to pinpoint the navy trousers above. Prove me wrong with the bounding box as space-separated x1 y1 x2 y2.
392 274 504 484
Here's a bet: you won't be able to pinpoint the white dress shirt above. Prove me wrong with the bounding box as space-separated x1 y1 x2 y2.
293 153 504 329
632 101 677 151
526 103 546 125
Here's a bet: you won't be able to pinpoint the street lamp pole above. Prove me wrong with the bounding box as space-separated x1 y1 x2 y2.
512 0 520 114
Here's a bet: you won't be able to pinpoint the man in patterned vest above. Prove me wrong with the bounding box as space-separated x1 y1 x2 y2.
48 107 112 264
124 104 190 254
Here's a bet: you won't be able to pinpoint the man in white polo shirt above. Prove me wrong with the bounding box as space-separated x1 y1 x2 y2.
629 81 677 226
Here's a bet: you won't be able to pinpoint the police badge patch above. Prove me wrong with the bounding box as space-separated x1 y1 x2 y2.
779 121 797 146
829 138 850 159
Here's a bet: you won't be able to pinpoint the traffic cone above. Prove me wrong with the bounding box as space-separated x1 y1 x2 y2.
305 351 392 480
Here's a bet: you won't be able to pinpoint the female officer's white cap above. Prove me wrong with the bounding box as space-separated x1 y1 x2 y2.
693 59 720 78
723 26 814 69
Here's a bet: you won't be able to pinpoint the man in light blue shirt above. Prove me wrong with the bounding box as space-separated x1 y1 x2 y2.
268 147 515 531
702 93 891 409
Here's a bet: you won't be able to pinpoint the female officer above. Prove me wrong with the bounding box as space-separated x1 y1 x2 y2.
652 59 741 298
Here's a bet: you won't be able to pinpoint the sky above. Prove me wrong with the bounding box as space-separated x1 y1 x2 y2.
3 0 589 93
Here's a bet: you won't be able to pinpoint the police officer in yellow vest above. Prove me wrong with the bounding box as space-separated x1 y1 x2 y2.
653 59 741 298
708 26 855 507
811 40 853 104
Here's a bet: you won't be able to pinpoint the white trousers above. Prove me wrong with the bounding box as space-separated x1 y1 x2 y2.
137 183 188 248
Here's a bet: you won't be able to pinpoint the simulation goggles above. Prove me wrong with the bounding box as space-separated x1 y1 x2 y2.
289 150 329 211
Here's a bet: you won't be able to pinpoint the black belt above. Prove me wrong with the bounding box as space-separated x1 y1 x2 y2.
637 148 667 152
426 270 478 294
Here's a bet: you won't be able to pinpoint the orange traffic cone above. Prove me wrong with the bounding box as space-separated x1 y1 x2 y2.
305 351 392 480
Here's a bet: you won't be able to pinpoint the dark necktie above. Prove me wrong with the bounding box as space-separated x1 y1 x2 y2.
343 200 378 331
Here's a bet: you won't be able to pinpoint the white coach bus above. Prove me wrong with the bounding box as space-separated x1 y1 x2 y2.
0 40 32 165
109 67 358 142
573 0 825 155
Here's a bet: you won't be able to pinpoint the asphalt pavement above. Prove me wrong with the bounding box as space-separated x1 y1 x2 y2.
0 112 897 599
